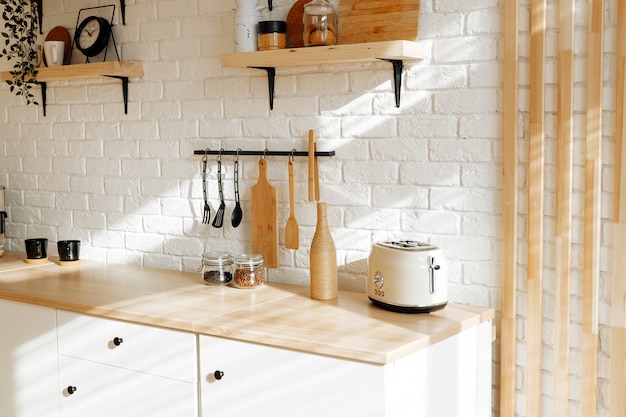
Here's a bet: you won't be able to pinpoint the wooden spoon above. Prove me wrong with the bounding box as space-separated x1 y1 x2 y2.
285 158 299 249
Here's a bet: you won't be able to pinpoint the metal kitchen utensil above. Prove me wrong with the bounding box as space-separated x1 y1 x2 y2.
212 150 226 228
285 152 299 249
231 150 243 228
202 151 211 224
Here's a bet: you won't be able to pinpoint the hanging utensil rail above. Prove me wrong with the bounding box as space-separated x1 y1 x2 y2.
193 149 335 158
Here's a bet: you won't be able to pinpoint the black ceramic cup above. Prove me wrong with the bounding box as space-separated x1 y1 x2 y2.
25 238 48 259
57 240 80 262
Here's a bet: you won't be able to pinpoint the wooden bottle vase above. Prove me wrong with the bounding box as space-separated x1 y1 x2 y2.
310 202 338 300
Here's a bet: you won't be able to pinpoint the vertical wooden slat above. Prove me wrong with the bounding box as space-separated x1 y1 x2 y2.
609 1 626 412
528 0 546 415
583 0 604 416
500 0 519 415
554 0 575 415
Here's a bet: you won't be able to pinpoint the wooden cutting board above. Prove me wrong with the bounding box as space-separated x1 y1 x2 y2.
250 159 279 268
337 0 420 45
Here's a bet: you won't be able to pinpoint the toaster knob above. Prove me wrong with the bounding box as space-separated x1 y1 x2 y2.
373 271 384 289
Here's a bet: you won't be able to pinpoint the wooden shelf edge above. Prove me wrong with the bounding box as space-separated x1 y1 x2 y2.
1 61 143 83
221 40 428 69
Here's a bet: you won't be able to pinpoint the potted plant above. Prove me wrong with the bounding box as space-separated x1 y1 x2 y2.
0 0 39 105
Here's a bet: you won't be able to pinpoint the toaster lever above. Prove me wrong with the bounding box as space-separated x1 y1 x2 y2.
428 256 440 294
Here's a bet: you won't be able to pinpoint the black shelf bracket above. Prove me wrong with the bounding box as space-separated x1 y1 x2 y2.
38 76 130 117
194 149 335 158
249 66 276 110
103 75 130 114
39 81 47 117
34 0 43 34
378 58 404 108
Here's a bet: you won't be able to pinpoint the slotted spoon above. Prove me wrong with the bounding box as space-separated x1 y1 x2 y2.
212 152 226 228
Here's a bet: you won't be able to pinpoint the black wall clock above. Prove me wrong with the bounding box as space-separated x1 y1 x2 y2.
75 16 111 58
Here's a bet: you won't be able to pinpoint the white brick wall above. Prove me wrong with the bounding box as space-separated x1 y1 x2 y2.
0 0 622 416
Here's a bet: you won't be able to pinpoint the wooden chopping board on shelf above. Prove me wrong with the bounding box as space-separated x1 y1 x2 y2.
250 159 279 268
337 0 421 45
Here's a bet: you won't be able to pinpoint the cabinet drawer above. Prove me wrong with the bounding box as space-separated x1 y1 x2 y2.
57 310 197 382
59 355 196 417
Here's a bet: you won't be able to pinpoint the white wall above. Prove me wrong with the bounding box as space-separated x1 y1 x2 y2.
0 0 621 416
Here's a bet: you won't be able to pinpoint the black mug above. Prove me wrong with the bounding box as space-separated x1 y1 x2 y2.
25 238 48 259
57 240 80 262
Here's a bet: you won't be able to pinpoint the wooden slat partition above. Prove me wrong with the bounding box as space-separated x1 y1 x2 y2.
610 2 626 413
527 0 546 415
554 0 575 415
583 0 604 416
500 0 519 415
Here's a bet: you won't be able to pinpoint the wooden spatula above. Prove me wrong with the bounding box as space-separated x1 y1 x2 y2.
251 158 279 268
285 159 299 249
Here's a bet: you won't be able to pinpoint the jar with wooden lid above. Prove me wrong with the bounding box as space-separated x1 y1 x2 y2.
303 0 337 47
200 252 233 286
233 254 265 288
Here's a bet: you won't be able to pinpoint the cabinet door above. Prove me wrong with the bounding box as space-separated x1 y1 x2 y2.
0 300 59 417
199 335 384 417
58 355 197 417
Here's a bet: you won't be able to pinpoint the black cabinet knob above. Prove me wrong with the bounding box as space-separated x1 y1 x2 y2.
113 337 124 346
214 370 224 380
67 386 77 395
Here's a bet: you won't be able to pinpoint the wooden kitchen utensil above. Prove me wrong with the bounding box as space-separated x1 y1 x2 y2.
527 0 547 414
308 129 316 201
337 0 420 45
500 1 519 415
285 158 299 250
250 158 279 268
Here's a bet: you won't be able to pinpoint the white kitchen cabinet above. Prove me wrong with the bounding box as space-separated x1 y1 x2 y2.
56 311 198 417
0 299 59 417
200 321 492 417
199 334 384 417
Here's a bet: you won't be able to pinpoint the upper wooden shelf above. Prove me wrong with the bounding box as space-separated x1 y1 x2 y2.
221 41 427 109
0 61 143 83
221 40 427 68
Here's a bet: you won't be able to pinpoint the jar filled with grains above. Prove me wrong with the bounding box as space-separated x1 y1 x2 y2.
200 252 233 286
233 254 265 288
257 20 287 51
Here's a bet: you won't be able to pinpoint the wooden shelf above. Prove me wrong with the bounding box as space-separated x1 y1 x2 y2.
1 61 143 116
222 40 427 68
221 40 427 109
0 61 143 83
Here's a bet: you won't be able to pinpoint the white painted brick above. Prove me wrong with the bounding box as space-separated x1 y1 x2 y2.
342 116 397 138
434 88 498 113
400 161 460 186
433 37 499 63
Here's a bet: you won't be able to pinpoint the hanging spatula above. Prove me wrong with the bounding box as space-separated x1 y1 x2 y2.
285 155 299 249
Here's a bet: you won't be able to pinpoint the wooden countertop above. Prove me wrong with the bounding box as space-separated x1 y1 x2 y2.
0 251 494 364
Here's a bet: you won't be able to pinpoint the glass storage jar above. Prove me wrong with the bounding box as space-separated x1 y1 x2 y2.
233 254 265 288
258 20 287 51
303 0 337 47
200 252 233 285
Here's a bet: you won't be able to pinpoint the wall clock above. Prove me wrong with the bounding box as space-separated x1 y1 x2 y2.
75 16 111 58
70 5 119 63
